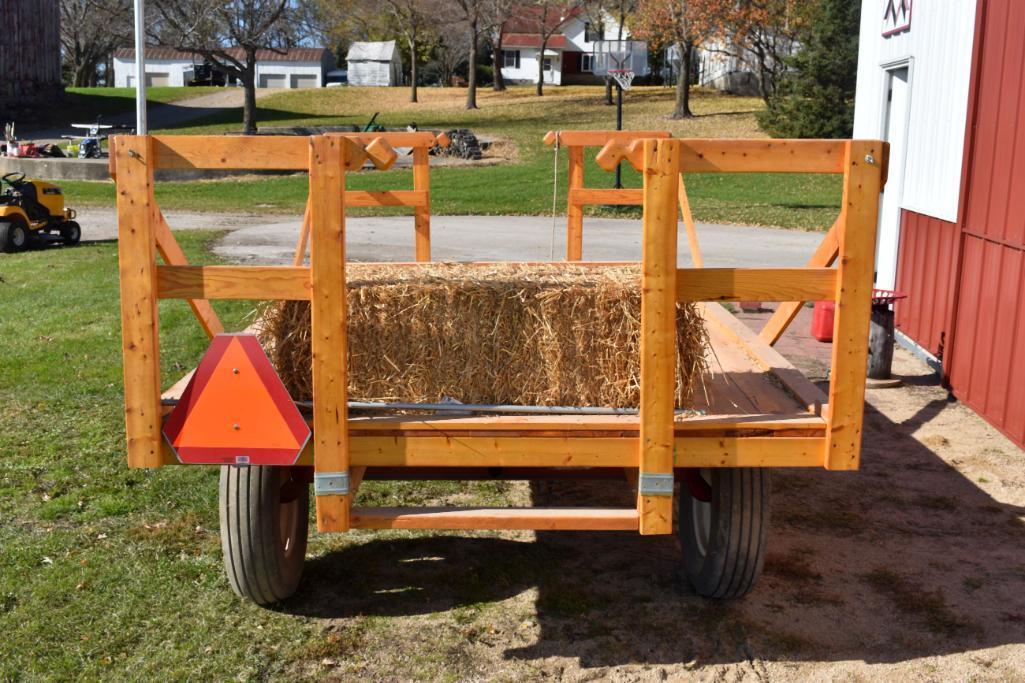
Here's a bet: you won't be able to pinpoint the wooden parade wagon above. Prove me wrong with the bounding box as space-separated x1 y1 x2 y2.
112 131 885 604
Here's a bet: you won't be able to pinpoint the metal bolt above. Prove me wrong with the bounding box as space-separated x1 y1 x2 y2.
865 154 875 165
233 423 240 430
232 368 239 374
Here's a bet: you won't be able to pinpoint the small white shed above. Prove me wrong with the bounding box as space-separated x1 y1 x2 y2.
346 41 403 87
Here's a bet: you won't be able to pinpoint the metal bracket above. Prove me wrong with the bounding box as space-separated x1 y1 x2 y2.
314 471 350 496
638 472 674 496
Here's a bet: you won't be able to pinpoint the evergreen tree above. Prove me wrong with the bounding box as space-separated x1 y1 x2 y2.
758 0 860 138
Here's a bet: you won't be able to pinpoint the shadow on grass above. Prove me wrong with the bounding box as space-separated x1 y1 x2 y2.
277 368 1025 668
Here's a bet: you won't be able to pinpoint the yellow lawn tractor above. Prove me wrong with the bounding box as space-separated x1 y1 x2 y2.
0 172 81 253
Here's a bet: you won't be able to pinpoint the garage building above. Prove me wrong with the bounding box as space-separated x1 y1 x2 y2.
854 0 1025 447
112 47 336 88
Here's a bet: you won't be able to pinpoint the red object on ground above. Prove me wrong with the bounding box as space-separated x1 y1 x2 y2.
811 301 835 342
163 334 310 466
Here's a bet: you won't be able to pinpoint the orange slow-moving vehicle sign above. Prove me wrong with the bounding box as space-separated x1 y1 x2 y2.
163 334 311 466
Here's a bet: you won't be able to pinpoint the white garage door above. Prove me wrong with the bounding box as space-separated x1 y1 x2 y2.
290 74 319 88
259 74 287 88
146 73 171 87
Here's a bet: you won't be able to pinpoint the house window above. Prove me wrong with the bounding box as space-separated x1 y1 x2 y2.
502 50 520 69
543 57 552 72
581 53 594 72
584 20 603 43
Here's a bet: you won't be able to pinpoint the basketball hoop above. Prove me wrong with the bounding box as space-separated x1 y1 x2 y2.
609 69 635 91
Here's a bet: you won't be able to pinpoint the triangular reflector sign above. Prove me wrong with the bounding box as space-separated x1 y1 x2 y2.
163 334 310 465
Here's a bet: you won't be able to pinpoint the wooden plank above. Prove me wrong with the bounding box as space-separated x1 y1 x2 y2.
309 135 352 532
566 145 585 260
569 188 643 206
412 147 431 261
759 221 841 344
152 135 308 170
700 302 827 416
164 434 826 468
152 210 224 339
350 507 639 531
638 138 680 535
114 136 163 469
678 139 846 174
340 131 441 147
676 267 837 302
345 190 428 207
675 436 825 467
293 200 311 266
678 176 704 268
826 141 884 470
156 265 311 300
544 130 672 147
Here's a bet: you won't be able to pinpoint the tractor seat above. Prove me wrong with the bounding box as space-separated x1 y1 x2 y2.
11 182 48 221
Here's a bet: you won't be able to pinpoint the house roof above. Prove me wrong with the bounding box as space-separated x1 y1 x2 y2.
505 4 583 34
346 41 397 62
502 34 569 50
113 47 332 63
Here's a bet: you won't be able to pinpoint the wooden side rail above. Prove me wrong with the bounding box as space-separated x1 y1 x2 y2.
676 267 837 302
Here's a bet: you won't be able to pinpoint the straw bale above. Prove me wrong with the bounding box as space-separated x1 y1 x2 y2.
259 263 707 408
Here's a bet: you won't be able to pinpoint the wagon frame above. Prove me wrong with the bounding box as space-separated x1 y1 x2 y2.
113 131 885 603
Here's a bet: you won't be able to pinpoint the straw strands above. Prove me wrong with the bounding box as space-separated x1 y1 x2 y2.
260 263 707 409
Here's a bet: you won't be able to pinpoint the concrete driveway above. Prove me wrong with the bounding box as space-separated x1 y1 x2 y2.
76 207 823 266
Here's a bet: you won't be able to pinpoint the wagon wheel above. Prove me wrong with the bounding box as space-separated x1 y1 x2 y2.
678 468 769 598
219 465 310 605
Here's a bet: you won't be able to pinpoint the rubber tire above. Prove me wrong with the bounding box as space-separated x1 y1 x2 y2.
60 221 81 246
0 221 28 253
679 468 769 599
219 465 309 605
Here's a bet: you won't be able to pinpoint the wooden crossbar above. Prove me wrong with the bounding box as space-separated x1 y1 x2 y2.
676 267 837 302
350 507 640 531
156 265 311 300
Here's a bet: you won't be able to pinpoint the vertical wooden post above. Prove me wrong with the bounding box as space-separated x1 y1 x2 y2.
309 135 351 531
638 138 680 535
678 175 704 268
566 144 584 261
413 146 431 261
826 140 885 470
115 136 163 469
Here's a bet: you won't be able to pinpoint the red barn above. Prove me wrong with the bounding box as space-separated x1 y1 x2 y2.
854 0 1025 447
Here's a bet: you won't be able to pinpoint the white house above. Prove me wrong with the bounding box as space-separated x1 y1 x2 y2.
499 7 628 86
346 41 403 87
112 47 336 88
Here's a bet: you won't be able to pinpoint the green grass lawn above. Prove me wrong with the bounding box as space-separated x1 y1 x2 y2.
57 86 842 230
0 235 528 678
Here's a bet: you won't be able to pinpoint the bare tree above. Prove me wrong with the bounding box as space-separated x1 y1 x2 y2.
380 0 437 102
450 0 488 108
61 0 132 87
426 33 469 86
151 0 297 134
526 1 578 96
487 0 517 91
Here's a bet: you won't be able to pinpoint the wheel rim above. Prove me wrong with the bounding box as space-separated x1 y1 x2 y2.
278 470 301 557
11 227 25 247
68 225 80 240
691 468 712 556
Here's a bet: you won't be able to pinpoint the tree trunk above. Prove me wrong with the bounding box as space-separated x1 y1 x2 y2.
536 42 546 96
493 34 506 91
409 36 419 103
242 48 258 134
671 41 693 119
466 22 478 109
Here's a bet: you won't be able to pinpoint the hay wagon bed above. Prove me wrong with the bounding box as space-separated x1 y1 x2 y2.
113 131 885 604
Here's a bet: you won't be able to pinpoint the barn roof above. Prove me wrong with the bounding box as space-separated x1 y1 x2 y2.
346 41 398 62
113 47 332 63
